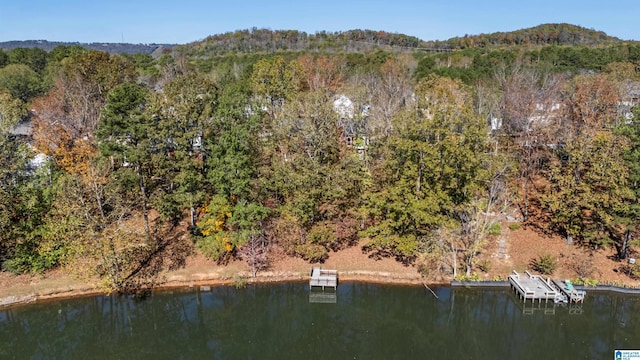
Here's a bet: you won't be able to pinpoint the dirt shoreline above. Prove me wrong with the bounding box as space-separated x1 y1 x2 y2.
3 269 640 310
0 269 428 309
3 228 640 309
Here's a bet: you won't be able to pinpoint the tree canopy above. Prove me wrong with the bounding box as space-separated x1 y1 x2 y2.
2 28 640 288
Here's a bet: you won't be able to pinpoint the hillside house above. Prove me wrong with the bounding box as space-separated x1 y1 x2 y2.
6 119 50 172
620 81 640 122
490 101 563 134
333 94 370 159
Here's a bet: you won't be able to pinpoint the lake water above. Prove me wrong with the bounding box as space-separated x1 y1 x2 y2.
1 282 639 359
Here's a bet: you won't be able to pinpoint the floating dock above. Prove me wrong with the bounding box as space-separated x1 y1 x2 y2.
309 268 338 290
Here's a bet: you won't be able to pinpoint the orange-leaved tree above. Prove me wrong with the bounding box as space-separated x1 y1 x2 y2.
297 54 345 92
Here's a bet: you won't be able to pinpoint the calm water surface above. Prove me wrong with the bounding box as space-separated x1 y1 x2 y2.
1 282 639 359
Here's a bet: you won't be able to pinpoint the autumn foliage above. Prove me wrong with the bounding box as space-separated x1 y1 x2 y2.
1 28 640 289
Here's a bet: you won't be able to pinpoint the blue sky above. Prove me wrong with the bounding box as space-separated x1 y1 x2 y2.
1 0 638 44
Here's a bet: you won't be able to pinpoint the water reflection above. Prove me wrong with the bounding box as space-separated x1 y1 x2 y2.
1 283 639 359
309 289 337 303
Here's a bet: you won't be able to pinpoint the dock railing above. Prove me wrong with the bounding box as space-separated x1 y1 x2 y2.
509 270 559 303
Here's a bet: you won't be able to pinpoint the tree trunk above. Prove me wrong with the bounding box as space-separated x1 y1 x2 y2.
523 172 529 222
522 144 532 223
618 229 631 260
416 153 423 195
451 242 457 279
137 166 151 242
189 202 196 230
92 174 106 221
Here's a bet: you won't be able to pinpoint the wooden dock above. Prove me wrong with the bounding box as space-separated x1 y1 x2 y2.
309 268 338 290
508 271 560 303
552 279 586 303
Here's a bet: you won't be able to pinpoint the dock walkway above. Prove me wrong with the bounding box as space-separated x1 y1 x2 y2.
508 271 559 303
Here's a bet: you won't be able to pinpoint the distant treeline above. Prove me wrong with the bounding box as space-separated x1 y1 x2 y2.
183 24 634 58
0 40 175 55
2 23 634 59
182 28 426 56
413 43 640 85
429 23 623 49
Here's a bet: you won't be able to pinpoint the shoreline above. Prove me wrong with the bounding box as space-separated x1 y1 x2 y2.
3 269 640 310
0 269 426 309
451 280 640 294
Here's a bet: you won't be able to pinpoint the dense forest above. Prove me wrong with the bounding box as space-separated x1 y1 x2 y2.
433 23 622 49
1 23 640 292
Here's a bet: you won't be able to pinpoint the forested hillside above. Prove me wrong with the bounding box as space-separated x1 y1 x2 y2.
432 23 622 49
180 23 631 57
182 28 426 56
1 23 639 292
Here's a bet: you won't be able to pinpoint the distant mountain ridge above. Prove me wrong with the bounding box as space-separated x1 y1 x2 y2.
182 23 631 57
181 28 428 57
0 40 176 55
1 24 632 56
